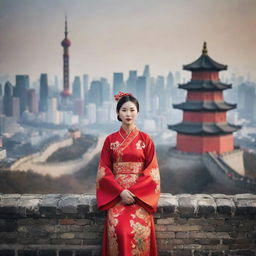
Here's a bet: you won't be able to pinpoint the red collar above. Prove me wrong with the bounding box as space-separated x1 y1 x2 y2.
119 126 138 139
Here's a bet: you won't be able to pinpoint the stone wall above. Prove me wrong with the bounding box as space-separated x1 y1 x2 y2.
0 193 256 256
10 138 73 171
220 150 245 176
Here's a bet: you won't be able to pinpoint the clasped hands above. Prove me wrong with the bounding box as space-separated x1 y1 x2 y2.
120 189 135 205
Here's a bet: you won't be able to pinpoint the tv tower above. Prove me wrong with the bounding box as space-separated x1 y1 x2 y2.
61 15 71 98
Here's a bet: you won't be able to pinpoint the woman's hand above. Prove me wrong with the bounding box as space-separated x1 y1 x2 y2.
120 189 135 205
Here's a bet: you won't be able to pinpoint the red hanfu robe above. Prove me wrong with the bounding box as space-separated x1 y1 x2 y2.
96 127 160 256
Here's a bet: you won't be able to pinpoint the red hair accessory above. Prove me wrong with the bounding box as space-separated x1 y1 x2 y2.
114 91 133 102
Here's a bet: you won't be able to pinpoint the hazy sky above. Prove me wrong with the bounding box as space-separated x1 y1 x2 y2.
0 0 255 82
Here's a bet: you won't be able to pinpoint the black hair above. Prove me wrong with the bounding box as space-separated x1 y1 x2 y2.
116 95 140 121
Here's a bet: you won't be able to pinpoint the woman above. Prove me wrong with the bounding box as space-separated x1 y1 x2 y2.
96 92 160 256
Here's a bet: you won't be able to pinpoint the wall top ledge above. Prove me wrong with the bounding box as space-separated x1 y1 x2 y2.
0 193 255 219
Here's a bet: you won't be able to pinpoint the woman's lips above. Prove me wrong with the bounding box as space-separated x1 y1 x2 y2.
125 118 132 121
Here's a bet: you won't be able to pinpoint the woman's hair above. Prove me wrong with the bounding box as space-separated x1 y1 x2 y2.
116 95 140 121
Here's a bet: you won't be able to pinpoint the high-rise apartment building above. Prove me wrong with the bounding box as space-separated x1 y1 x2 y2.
15 75 29 114
39 74 48 112
3 81 13 116
72 76 82 99
113 73 124 95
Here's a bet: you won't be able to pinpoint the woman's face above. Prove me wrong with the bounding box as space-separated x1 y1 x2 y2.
117 101 138 126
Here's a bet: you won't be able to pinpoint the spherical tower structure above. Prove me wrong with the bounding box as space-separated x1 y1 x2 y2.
61 16 71 98
168 42 241 154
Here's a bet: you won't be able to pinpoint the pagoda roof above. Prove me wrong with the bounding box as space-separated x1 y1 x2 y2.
168 121 241 135
173 101 236 111
179 80 232 91
183 42 227 71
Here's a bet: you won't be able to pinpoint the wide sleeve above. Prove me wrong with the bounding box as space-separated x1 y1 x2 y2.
96 136 124 211
129 135 160 213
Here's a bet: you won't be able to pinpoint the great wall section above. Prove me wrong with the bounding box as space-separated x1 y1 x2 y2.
0 193 255 256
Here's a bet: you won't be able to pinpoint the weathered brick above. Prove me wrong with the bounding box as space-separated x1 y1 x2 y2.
75 249 92 256
167 225 200 232
60 218 76 225
0 219 17 232
38 250 56 256
193 250 209 256
216 198 235 215
197 196 216 217
18 250 38 256
75 232 101 239
175 232 190 239
178 196 196 217
211 252 225 256
172 249 192 256
0 250 15 256
60 232 75 239
157 218 175 225
156 231 175 239
155 225 168 232
59 250 73 256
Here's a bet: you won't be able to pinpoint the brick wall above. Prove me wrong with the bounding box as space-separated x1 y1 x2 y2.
0 193 256 256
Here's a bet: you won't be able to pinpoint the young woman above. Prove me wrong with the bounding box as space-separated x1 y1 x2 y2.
96 92 160 256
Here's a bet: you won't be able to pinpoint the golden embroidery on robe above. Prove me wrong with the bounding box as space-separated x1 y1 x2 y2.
150 168 160 193
110 141 121 150
136 140 146 150
108 204 125 256
96 166 105 189
130 207 151 256
113 162 144 188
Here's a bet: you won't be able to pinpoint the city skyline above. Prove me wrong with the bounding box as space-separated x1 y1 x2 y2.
0 0 256 82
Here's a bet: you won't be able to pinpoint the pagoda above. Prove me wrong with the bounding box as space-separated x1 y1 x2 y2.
168 42 241 154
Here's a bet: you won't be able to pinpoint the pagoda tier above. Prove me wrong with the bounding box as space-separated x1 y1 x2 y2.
179 80 232 90
183 45 227 71
168 42 241 154
168 122 241 135
173 100 236 111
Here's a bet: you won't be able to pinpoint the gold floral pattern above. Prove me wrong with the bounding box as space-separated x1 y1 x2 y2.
96 166 105 189
107 204 125 256
113 162 144 188
130 207 151 256
113 162 144 175
110 141 121 150
136 140 146 150
150 168 160 193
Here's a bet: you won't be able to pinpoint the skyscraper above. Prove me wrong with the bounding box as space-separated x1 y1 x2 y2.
143 65 150 78
61 16 71 98
12 97 20 120
127 71 137 96
47 98 58 124
15 75 29 114
113 73 124 95
136 76 146 115
89 81 103 108
101 78 111 102
28 89 38 113
39 74 48 112
167 72 174 92
3 81 13 116
83 74 89 101
72 76 82 99
143 65 151 114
